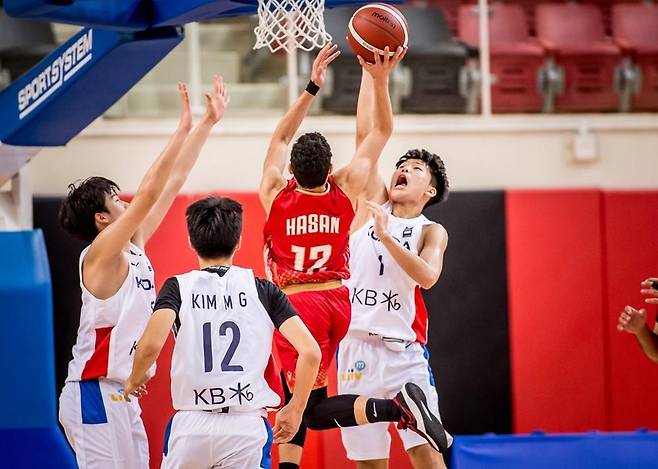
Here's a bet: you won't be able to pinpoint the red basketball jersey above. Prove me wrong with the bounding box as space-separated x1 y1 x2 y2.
264 176 355 288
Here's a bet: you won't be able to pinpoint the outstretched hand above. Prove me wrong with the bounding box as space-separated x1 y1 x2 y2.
177 82 192 132
358 46 406 81
204 75 230 124
617 306 647 335
311 43 341 87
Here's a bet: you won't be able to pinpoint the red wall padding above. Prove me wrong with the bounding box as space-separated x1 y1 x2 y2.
603 192 658 431
506 190 608 433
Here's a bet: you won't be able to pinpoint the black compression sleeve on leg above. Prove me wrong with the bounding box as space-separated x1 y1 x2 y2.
364 398 401 423
304 395 403 429
279 463 299 469
304 393 359 430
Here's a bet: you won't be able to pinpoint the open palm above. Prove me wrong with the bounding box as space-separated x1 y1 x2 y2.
311 43 341 87
205 75 230 123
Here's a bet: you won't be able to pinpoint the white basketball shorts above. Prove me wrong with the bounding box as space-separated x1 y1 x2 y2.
337 335 451 461
161 410 273 469
59 378 148 469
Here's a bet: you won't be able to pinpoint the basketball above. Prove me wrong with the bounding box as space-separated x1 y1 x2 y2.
347 3 409 63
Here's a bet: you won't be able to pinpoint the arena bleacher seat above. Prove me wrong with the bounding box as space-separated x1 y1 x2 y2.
458 3 547 112
612 2 658 111
536 3 621 112
320 6 362 114
399 5 477 113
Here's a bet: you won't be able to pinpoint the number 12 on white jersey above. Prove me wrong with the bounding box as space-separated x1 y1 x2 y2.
291 244 332 273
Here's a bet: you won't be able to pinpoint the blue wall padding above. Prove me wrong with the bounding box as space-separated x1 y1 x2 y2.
0 230 75 467
0 26 183 147
451 432 658 469
5 0 150 30
0 428 76 467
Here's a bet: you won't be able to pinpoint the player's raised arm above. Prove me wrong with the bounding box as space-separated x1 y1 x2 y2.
259 43 340 213
334 47 406 206
137 76 230 244
124 307 177 399
273 316 321 443
350 70 390 232
367 201 448 289
82 83 199 298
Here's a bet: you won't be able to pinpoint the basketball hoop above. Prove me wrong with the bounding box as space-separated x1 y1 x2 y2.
253 0 332 52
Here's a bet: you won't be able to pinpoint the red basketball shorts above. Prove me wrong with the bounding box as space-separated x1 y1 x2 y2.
274 285 351 389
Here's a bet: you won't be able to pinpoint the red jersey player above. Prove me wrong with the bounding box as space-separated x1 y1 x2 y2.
260 44 404 466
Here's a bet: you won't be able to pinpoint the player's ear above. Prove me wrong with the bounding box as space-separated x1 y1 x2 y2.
234 236 242 253
287 163 293 177
187 236 193 249
94 211 110 227
426 186 437 198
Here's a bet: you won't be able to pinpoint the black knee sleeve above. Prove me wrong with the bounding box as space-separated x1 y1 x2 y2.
304 392 359 430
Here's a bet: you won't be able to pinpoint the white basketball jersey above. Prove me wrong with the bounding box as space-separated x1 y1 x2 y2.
66 243 156 383
347 202 436 343
171 267 281 412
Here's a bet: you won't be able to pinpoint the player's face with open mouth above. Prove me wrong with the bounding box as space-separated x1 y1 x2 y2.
389 160 433 203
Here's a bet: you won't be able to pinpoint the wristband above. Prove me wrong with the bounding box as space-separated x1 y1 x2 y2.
305 80 320 96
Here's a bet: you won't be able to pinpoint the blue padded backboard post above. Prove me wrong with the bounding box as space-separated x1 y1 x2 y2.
0 230 76 467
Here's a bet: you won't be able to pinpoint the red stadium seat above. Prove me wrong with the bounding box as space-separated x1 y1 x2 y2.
458 3 546 112
536 3 621 112
612 2 658 111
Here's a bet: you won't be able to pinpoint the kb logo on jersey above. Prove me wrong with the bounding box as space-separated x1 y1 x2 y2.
135 276 154 291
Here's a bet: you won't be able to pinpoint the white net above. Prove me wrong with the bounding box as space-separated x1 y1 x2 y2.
253 0 332 53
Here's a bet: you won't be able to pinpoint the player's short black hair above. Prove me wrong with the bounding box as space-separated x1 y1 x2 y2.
186 196 243 259
290 132 332 189
396 149 449 206
59 176 120 242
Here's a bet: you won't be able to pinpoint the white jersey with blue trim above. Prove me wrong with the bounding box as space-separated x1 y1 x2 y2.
171 266 281 411
346 202 436 343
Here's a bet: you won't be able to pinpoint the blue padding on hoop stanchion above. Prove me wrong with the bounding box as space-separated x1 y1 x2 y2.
450 432 658 469
0 230 75 467
0 26 183 147
5 0 150 30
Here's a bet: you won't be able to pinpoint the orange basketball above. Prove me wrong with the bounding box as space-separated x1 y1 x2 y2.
347 3 409 63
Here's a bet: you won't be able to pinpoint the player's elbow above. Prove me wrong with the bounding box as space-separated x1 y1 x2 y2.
301 341 322 368
419 279 437 290
138 340 161 360
374 120 393 138
418 271 441 290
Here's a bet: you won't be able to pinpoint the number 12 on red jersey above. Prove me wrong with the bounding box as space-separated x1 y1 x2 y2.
291 244 332 273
